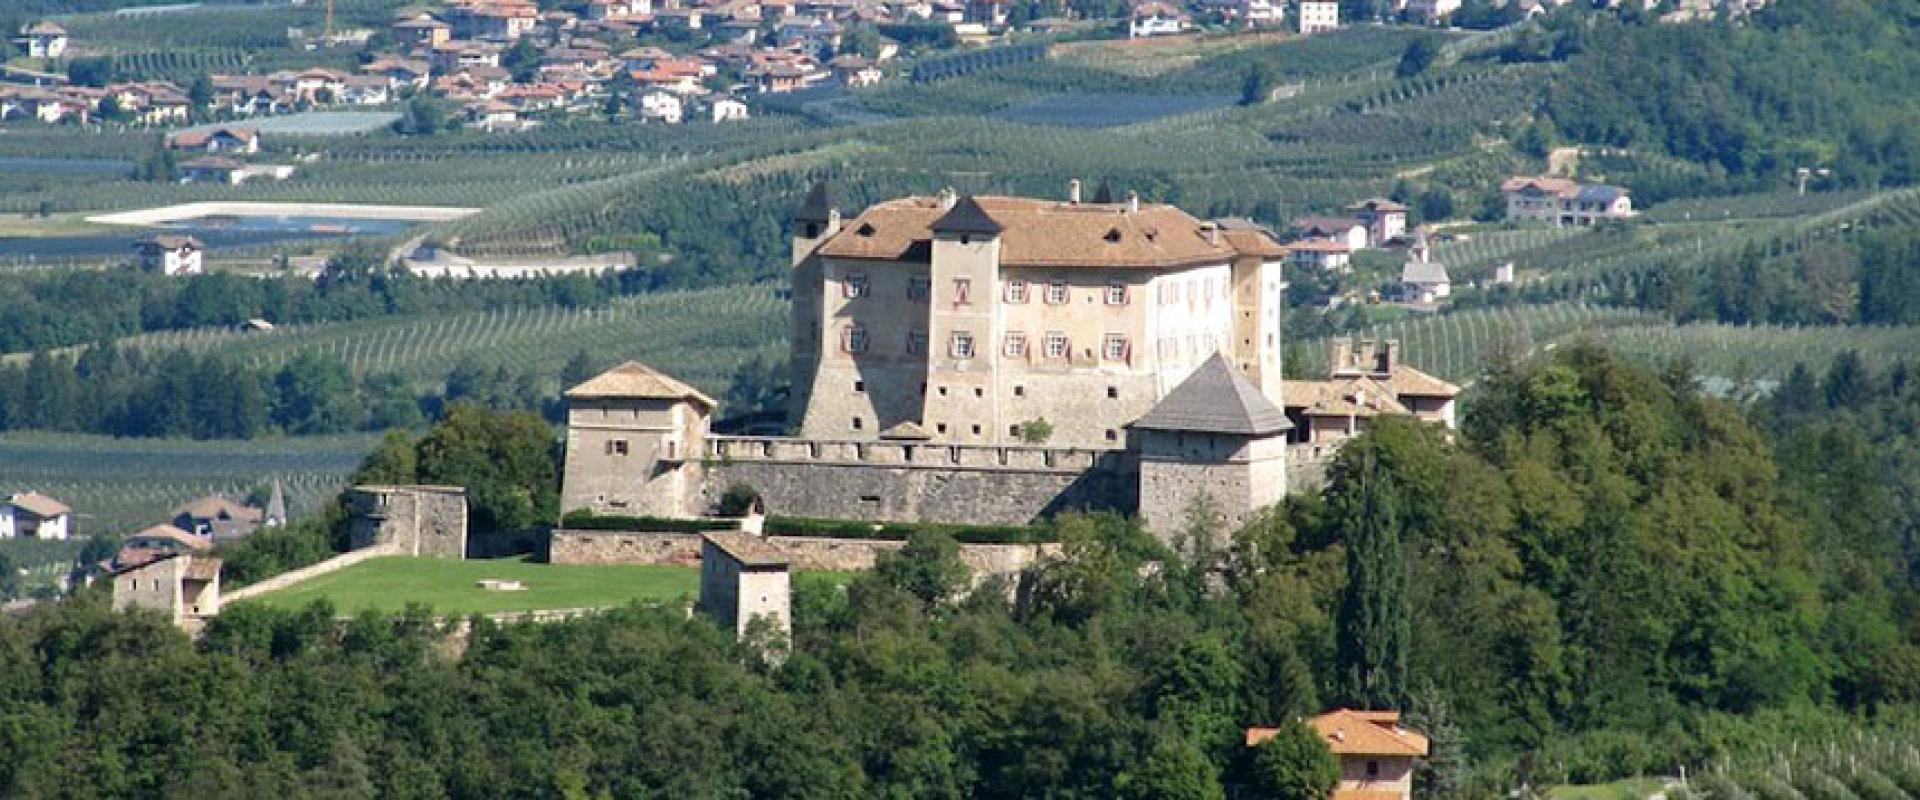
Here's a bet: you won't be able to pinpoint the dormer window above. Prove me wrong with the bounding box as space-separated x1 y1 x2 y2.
1104 228 1122 243
844 274 868 298
856 222 876 236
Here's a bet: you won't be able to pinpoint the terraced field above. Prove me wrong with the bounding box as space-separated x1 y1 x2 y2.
1298 303 1659 385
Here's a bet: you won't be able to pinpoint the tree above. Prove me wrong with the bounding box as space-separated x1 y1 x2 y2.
1241 63 1279 106
1120 731 1225 800
272 352 363 434
1018 417 1054 444
1416 189 1454 224
392 95 447 135
1395 36 1440 79
874 530 970 607
1244 719 1338 800
412 404 558 533
1328 432 1416 710
187 74 214 120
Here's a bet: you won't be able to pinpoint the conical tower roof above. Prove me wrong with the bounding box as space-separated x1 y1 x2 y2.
1131 354 1291 435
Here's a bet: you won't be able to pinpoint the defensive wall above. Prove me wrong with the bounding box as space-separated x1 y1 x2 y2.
696 435 1138 525
221 542 403 605
550 529 1060 585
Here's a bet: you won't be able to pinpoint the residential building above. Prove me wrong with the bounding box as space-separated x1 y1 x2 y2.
1 493 71 540
1501 176 1634 226
1297 0 1340 33
1283 337 1459 445
787 182 1289 448
171 494 272 543
710 96 750 122
1246 710 1430 800
1398 235 1449 303
178 156 248 185
828 54 882 87
135 235 205 276
638 89 684 123
1292 215 1369 251
1405 0 1461 23
1345 197 1408 246
1129 2 1191 37
113 524 214 572
393 15 454 48
1286 238 1352 271
19 22 69 60
166 125 261 154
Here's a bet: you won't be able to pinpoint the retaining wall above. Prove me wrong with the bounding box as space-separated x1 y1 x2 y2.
222 543 401 604
549 529 1060 582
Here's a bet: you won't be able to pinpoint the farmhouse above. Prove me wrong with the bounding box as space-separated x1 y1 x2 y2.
17 22 69 60
1246 710 1430 800
1501 175 1634 227
1345 197 1408 247
1 492 71 540
172 488 284 544
1283 338 1460 445
1293 215 1370 251
1297 0 1340 33
1287 238 1353 272
166 126 261 154
134 234 205 276
1128 2 1191 38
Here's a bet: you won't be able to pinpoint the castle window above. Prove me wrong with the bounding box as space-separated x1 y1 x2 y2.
936 423 948 434
1045 332 1069 359
1009 425 1021 436
953 278 972 305
856 222 875 236
907 329 928 355
1046 281 1069 305
852 417 864 430
841 323 868 353
1105 429 1118 442
1367 761 1380 777
971 424 982 435
1106 386 1118 399
908 277 930 300
1103 334 1129 361
938 386 948 396
1005 279 1028 303
950 331 975 359
1103 228 1122 243
973 387 983 398
606 439 629 456
1013 385 1025 397
805 223 821 238
1004 332 1028 358
844 274 868 298
854 380 865 393
1105 283 1128 305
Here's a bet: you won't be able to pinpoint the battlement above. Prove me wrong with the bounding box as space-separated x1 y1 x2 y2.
705 435 1130 474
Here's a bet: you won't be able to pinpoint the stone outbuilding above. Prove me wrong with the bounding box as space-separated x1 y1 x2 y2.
112 553 223 632
347 485 469 559
697 532 791 642
560 361 716 518
1129 353 1294 536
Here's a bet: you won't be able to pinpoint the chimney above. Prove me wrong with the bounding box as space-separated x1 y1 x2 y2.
1200 220 1219 245
1068 178 1082 204
1330 338 1353 375
937 186 957 211
1382 340 1400 373
1125 190 1139 213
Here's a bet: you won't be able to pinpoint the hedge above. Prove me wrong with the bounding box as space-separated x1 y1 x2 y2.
764 516 1049 545
559 510 738 533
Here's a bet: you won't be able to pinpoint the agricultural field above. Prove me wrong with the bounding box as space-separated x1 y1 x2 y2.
1687 721 1920 800
1298 303 1659 385
238 554 854 616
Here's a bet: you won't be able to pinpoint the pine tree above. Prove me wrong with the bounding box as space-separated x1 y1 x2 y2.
1331 444 1411 710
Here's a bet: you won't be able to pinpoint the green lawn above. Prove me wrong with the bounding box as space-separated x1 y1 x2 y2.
239 555 852 617
1547 778 1670 800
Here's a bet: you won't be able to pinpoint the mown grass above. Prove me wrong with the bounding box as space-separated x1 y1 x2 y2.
240 555 853 616
1547 777 1669 800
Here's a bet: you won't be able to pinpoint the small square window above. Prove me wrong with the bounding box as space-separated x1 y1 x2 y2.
852 417 864 430
1105 429 1118 442
973 387 983 397
1106 386 1118 399
1103 334 1128 361
1045 332 1069 359
1009 425 1021 436
1004 332 1028 358
907 330 928 355
1005 280 1028 303
950 331 975 359
938 386 948 396
607 440 629 456
1014 385 1026 397
854 380 865 393
1366 761 1380 777
971 424 981 435
844 274 868 298
953 278 972 305
1046 281 1069 305
1105 283 1127 305
908 277 930 300
936 423 948 434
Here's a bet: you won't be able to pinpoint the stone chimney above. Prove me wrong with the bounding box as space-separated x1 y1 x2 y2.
938 186 958 210
1200 220 1219 245
1330 337 1354 375
1381 340 1400 373
1125 190 1139 213
1068 178 1082 204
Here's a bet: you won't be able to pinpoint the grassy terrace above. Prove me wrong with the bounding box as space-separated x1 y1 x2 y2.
239 555 852 616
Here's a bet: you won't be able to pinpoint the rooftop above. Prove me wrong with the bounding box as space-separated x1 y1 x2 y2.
702 532 790 568
6 492 69 517
1132 354 1291 436
565 360 717 407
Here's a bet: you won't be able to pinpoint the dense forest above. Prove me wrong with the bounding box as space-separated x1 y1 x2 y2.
6 348 1916 797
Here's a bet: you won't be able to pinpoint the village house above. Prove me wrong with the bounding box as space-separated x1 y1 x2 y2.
1501 175 1635 227
177 156 250 185
710 96 750 122
448 2 541 40
209 76 290 116
362 57 434 91
1283 337 1459 445
135 235 205 276
1128 2 1191 37
1246 710 1430 800
0 86 90 123
828 54 883 88
113 524 214 572
1286 238 1353 272
339 75 393 105
166 125 261 154
1405 0 1462 24
787 181 1289 448
1 493 71 540
1345 197 1408 247
107 82 192 124
1292 215 1370 251
465 99 524 130
1298 0 1340 33
394 14 455 48
172 488 283 544
1398 235 1450 304
17 22 69 60
638 89 685 123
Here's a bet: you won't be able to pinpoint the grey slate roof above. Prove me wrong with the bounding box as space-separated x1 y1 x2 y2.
793 181 835 222
1401 255 1449 286
930 195 1004 235
1131 354 1292 435
1575 184 1628 203
703 532 790 568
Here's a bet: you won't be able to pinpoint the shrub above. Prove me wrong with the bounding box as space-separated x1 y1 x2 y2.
558 510 737 533
764 516 1046 545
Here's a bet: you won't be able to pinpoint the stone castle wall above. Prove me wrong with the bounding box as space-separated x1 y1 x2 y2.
698 436 1136 525
348 486 469 559
550 529 1060 584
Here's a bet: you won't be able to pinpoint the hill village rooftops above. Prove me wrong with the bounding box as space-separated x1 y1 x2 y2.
816 193 1287 268
1131 354 1292 436
565 360 717 407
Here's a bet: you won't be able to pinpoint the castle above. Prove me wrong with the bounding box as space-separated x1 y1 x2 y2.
560 185 1458 537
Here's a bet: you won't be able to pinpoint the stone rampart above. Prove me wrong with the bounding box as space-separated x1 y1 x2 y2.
700 436 1135 525
549 529 1059 583
1286 444 1337 495
222 543 402 604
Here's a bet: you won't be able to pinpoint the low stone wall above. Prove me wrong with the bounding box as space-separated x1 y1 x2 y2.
701 459 1135 526
222 543 401 604
548 529 1060 583
1286 444 1338 495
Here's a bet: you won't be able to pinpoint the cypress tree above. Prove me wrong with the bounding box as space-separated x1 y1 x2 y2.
1331 444 1411 709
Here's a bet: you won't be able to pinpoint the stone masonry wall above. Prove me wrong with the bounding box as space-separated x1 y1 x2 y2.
550 529 1060 585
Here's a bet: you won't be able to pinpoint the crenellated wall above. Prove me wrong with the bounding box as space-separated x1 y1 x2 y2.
699 436 1136 525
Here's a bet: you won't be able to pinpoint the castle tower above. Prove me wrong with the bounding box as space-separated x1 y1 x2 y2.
788 182 839 431
920 194 1005 443
1130 353 1293 543
1218 218 1290 404
560 361 716 518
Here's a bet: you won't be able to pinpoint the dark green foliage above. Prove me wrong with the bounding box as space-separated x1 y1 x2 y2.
1394 35 1440 79
873 530 970 607
717 483 762 517
558 510 739 532
409 404 558 534
1245 719 1339 800
216 512 348 590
